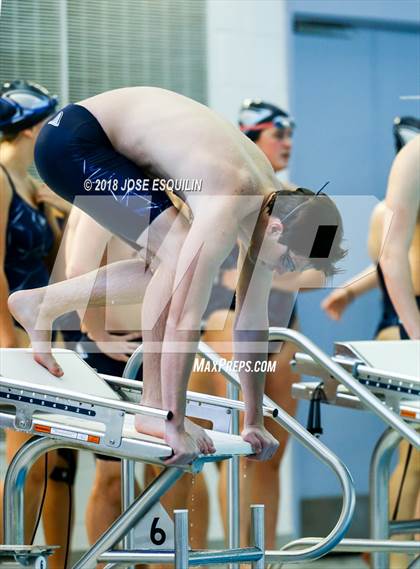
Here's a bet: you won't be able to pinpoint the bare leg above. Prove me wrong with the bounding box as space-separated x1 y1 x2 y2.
0 481 3 542
9 206 214 454
42 454 76 569
136 364 212 565
374 327 416 569
7 205 186 375
389 441 420 569
136 262 175 423
245 338 299 548
3 431 58 543
415 491 420 541
187 470 209 549
188 309 247 545
200 310 299 549
187 313 233 546
85 459 144 569
8 257 151 375
194 310 243 542
135 261 214 453
144 465 208 569
199 312 254 548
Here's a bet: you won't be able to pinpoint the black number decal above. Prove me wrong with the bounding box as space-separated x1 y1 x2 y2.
150 516 166 545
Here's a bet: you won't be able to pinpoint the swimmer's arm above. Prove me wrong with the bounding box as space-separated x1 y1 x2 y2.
161 207 238 429
340 200 389 299
34 180 72 216
321 265 378 320
66 215 143 360
271 268 326 292
381 137 420 338
339 265 378 299
325 264 378 300
335 200 388 300
43 205 63 270
234 243 272 426
0 170 17 347
321 200 387 319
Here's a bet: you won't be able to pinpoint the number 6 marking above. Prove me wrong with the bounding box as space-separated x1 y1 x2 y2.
150 517 166 545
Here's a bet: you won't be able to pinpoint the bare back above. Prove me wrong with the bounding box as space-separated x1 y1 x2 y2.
79 87 279 217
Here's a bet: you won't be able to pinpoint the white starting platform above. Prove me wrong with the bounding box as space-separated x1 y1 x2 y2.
0 348 271 568
292 340 420 426
0 348 256 463
0 545 58 568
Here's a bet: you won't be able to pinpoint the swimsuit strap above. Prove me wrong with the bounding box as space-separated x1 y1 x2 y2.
0 163 18 194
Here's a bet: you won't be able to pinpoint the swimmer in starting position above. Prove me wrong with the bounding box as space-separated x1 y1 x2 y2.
9 87 346 465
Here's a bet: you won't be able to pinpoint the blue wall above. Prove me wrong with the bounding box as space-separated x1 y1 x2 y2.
289 0 420 27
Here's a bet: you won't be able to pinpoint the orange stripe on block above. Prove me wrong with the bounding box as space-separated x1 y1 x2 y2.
34 424 51 433
87 435 100 444
400 410 417 419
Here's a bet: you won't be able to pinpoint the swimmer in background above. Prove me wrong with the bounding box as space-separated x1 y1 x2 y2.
0 79 73 569
322 116 420 569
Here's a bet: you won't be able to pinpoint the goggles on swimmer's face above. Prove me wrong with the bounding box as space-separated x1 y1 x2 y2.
277 247 314 274
0 80 58 134
278 248 297 273
240 115 295 135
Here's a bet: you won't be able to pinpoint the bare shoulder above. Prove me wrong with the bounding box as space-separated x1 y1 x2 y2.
386 136 420 211
370 200 387 226
190 193 240 221
189 191 259 229
29 174 43 197
281 180 299 192
368 200 386 260
0 168 13 239
394 136 419 180
0 166 12 206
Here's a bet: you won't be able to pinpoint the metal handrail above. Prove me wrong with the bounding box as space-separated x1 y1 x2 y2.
121 358 142 569
100 373 278 418
199 328 356 562
123 344 144 379
274 537 420 554
199 326 420 561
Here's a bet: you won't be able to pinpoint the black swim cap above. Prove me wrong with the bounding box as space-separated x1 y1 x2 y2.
393 116 420 153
